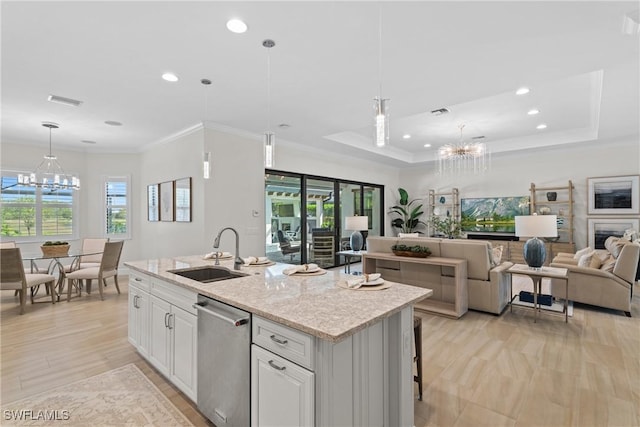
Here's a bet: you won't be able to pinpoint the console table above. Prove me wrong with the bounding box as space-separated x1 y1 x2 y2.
363 252 468 318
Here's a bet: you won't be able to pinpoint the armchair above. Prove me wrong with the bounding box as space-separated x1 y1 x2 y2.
550 242 639 317
277 230 300 261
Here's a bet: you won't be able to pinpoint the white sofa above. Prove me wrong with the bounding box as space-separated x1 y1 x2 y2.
366 236 513 314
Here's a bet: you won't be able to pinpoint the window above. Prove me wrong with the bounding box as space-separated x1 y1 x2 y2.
104 176 130 239
1 172 78 241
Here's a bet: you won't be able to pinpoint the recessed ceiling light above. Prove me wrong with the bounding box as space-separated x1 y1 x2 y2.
516 87 530 95
81 140 97 144
536 123 547 130
528 109 540 115
162 73 179 82
226 19 248 34
423 143 431 148
105 120 123 126
402 134 411 139
47 94 83 107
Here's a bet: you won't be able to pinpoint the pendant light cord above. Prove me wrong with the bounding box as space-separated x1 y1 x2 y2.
266 47 271 132
378 3 383 97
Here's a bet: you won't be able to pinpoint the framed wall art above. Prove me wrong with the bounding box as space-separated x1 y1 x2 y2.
587 218 640 249
160 181 175 222
175 177 192 222
587 175 639 215
147 184 159 221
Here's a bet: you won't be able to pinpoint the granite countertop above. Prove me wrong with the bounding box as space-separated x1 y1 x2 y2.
125 255 431 343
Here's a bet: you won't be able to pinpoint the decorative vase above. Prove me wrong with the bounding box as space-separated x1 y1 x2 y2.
546 192 557 201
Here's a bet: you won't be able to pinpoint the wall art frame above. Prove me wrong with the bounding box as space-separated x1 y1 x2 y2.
147 184 159 222
160 181 175 222
174 177 192 222
587 175 639 215
587 217 640 249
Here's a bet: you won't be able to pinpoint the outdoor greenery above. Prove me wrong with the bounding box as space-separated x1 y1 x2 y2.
1 196 72 237
389 188 425 233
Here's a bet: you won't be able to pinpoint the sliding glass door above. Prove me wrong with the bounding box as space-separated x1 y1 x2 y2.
265 170 384 268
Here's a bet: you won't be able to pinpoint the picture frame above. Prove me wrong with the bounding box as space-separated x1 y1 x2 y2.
587 218 640 249
147 184 159 221
174 177 192 222
587 175 639 215
160 181 175 222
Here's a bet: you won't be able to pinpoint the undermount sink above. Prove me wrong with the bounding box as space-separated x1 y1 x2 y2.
169 266 248 283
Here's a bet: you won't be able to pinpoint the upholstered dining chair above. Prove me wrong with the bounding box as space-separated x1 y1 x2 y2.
0 241 16 248
1 248 56 314
62 237 109 273
65 240 123 301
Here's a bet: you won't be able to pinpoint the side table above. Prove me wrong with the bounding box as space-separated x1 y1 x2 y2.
337 250 367 274
507 264 569 323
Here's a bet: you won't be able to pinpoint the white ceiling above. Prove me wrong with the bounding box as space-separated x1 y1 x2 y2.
2 1 638 167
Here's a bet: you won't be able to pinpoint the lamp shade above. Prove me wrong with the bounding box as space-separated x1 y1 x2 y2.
514 215 558 238
345 216 368 231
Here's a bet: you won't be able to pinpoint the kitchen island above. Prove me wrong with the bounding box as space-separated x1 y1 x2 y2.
126 255 431 427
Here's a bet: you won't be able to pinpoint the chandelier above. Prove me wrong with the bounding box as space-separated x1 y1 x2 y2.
437 124 488 175
18 122 80 190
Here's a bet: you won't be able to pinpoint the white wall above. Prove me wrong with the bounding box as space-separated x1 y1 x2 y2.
399 136 640 249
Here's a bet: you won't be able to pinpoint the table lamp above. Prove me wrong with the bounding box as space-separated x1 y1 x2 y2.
515 214 557 268
344 215 369 252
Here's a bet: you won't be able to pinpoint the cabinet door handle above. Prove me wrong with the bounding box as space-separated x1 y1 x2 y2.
135 277 142 282
133 295 139 309
270 334 288 345
168 313 174 330
164 312 170 328
268 360 286 371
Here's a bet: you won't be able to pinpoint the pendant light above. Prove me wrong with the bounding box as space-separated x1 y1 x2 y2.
373 4 389 148
263 39 275 168
201 78 212 180
18 122 80 190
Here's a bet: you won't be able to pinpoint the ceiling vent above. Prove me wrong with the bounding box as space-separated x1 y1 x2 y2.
47 94 83 107
430 108 450 116
471 135 486 140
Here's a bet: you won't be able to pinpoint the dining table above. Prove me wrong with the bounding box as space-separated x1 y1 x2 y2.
21 249 103 302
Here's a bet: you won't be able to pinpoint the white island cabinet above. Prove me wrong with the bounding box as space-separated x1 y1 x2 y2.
126 256 431 427
128 273 150 357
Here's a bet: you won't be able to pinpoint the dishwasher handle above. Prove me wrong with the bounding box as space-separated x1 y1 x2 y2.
193 301 249 327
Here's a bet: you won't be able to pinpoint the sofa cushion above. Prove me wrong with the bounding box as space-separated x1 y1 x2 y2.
440 240 491 281
600 255 616 272
577 251 596 268
366 236 398 253
604 236 627 259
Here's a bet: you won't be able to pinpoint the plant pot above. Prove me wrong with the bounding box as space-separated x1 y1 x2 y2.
41 244 70 257
392 250 429 258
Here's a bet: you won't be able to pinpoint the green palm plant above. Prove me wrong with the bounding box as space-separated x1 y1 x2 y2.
389 188 426 233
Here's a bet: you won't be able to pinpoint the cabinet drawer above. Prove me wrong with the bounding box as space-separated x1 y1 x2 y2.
129 272 151 292
150 279 198 315
252 316 314 370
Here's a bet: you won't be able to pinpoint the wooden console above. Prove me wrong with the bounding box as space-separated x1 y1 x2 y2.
363 252 468 318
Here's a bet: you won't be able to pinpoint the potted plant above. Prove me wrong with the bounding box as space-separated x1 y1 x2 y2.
391 244 432 258
430 216 463 239
389 188 426 234
41 240 70 256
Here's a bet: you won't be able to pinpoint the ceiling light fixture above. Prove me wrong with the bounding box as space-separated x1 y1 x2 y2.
263 39 276 168
226 19 248 34
162 72 178 82
424 144 431 148
18 122 80 190
516 87 530 95
47 94 83 107
622 10 640 35
537 123 547 129
373 4 389 148
437 124 489 175
402 134 411 139
527 109 540 115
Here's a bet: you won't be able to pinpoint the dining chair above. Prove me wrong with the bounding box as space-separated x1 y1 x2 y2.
65 240 124 301
62 237 109 272
0 241 16 248
1 248 56 314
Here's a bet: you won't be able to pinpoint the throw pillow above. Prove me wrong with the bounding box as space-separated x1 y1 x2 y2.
398 233 419 238
489 245 504 267
589 255 603 269
573 246 593 260
578 251 595 268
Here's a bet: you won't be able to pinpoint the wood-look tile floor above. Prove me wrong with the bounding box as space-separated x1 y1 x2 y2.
1 275 639 427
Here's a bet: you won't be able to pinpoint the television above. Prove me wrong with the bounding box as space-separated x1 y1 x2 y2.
461 196 530 235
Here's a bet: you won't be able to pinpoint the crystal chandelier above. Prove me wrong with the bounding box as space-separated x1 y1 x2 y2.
18 122 80 190
438 124 488 175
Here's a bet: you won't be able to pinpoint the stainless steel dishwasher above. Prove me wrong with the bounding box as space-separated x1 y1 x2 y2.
194 295 251 426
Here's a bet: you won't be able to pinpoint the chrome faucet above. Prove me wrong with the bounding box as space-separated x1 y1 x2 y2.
213 227 243 270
